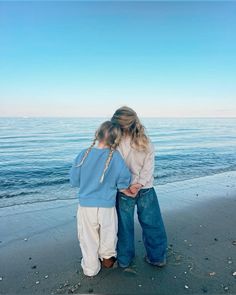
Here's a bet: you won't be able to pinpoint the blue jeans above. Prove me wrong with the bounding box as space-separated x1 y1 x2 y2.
116 187 167 267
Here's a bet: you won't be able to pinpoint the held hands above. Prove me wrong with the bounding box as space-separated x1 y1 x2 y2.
129 183 142 194
120 183 143 198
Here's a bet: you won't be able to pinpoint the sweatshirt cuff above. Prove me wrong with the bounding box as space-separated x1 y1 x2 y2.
132 175 139 184
137 177 147 187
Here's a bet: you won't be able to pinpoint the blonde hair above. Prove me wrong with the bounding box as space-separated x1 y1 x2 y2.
77 121 122 183
111 106 149 151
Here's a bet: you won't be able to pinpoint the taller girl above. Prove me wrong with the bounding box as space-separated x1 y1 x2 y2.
111 106 167 268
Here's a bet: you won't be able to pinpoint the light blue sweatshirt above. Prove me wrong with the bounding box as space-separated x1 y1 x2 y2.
70 147 131 208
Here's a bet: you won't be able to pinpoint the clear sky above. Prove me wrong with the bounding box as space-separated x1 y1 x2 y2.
0 1 236 117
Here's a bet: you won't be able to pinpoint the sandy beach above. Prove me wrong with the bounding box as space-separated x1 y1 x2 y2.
0 171 236 294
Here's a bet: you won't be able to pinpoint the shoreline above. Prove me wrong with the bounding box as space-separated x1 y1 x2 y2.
0 171 236 294
1 169 236 210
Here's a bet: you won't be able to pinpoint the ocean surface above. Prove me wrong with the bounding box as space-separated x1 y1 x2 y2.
0 117 236 208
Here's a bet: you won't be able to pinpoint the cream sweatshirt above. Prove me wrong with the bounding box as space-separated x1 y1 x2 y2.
117 136 155 189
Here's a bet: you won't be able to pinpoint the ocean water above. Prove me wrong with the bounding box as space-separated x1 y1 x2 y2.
0 117 236 208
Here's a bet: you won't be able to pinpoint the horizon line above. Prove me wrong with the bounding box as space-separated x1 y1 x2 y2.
1 116 236 119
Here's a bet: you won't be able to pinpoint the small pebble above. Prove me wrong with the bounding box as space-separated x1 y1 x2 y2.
45 275 48 279
31 265 37 269
35 281 40 285
68 287 75 294
209 272 216 276
0 277 3 281
214 238 218 241
138 284 142 287
184 285 189 289
29 257 32 260
228 261 232 264
200 225 202 227
174 276 177 279
223 286 229 292
175 255 182 261
232 271 236 276
189 244 192 247
232 241 236 246
24 238 28 241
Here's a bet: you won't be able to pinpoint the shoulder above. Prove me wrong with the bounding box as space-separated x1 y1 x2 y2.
74 149 87 162
79 148 87 157
119 136 154 154
112 150 127 169
81 148 88 154
112 150 124 161
112 150 130 174
147 140 155 153
117 136 132 156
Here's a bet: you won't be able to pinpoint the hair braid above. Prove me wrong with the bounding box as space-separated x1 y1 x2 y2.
76 137 96 167
99 131 122 183
100 148 114 183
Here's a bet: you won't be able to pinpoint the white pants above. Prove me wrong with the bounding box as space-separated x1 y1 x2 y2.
77 206 118 276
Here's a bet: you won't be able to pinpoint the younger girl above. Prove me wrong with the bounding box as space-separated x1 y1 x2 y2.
111 107 167 268
70 121 131 277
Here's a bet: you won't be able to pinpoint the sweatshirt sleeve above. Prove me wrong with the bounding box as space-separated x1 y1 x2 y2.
137 143 155 187
116 158 132 190
69 152 84 188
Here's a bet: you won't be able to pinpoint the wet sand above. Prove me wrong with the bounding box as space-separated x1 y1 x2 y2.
0 171 236 294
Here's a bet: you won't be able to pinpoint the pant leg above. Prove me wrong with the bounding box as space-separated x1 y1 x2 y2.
116 192 136 267
98 207 118 260
77 206 101 276
137 188 167 263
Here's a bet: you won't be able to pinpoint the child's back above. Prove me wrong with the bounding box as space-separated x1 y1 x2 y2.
70 147 131 207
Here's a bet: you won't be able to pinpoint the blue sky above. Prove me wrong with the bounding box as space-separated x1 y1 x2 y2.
0 1 236 117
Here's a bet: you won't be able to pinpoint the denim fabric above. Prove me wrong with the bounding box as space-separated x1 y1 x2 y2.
116 187 167 267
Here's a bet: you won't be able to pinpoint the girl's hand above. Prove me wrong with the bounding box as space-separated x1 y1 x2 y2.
120 189 137 198
129 183 142 194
